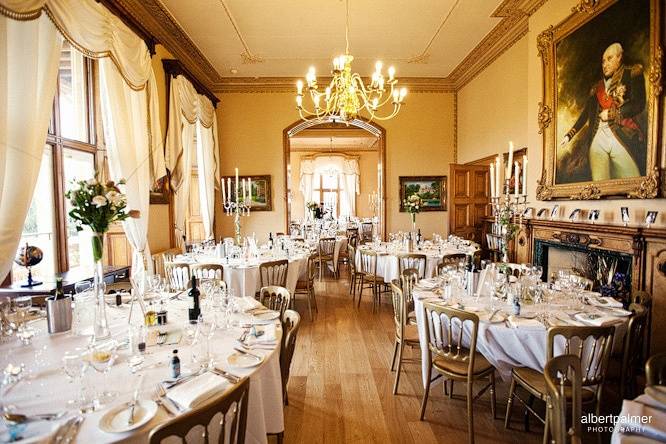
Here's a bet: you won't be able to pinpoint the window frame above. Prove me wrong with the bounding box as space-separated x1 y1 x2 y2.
312 173 341 218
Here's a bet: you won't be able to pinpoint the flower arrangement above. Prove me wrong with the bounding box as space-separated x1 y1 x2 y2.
65 176 139 261
403 194 422 228
306 201 318 212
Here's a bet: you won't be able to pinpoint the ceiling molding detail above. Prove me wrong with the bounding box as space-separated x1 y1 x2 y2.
114 0 549 93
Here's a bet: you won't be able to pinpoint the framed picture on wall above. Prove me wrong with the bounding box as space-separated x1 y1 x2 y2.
536 0 662 200
399 176 447 212
149 173 170 204
221 174 273 211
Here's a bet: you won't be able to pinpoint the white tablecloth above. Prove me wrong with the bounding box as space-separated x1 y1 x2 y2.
0 298 283 443
355 245 475 283
611 393 666 443
174 254 308 297
413 286 629 383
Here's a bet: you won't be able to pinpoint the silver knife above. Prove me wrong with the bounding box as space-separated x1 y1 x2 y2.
233 347 262 360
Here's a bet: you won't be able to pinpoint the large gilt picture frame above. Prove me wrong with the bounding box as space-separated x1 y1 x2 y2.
536 0 662 200
399 176 447 212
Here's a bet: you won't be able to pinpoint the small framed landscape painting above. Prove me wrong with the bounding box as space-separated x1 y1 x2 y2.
399 176 447 212
221 174 272 211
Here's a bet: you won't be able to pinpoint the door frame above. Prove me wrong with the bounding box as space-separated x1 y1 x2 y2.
282 117 387 239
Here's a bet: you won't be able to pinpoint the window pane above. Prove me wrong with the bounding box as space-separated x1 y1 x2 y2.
321 173 337 189
63 148 96 269
323 192 338 216
58 41 89 142
12 146 56 284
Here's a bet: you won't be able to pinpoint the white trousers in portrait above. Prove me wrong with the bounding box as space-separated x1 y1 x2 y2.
588 123 640 180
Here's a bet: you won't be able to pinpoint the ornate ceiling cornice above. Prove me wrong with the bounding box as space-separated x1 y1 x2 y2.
115 0 549 94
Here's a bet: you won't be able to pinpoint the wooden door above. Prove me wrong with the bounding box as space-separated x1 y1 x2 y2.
449 164 490 242
186 171 205 242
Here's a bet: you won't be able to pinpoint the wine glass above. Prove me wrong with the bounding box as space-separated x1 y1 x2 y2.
13 297 31 329
74 281 92 295
0 296 12 337
62 349 86 406
89 339 119 407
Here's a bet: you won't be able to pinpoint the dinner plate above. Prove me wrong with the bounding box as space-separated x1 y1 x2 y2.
227 351 263 368
253 311 280 321
646 386 666 406
98 400 158 433
479 311 507 323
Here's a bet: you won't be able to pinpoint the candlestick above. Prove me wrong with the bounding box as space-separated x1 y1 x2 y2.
224 168 252 245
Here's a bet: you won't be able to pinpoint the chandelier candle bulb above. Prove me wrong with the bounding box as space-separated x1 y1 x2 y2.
296 95 303 108
399 88 407 102
388 66 395 80
296 80 303 94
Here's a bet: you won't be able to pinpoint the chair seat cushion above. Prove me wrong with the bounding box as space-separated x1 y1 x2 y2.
403 324 420 343
512 367 596 402
433 349 493 377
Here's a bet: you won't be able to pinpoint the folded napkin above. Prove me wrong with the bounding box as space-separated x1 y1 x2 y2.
245 324 277 346
586 295 623 308
237 297 263 312
416 280 438 290
574 312 620 326
552 311 585 326
506 315 545 329
617 399 666 442
167 373 229 409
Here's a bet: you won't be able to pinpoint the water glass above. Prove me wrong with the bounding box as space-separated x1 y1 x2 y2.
89 339 119 406
72 292 95 336
13 297 32 329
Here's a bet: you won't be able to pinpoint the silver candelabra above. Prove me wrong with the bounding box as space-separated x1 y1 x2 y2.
489 179 528 262
223 172 251 245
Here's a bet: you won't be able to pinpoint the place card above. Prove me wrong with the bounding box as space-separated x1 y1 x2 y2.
646 211 658 227
568 209 581 222
536 208 549 218
550 205 560 219
621 207 630 226
588 209 600 222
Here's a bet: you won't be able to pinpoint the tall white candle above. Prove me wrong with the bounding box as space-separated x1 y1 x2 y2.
243 179 247 202
514 161 520 198
222 178 226 203
507 141 514 178
227 178 231 203
235 168 239 200
248 177 252 202
495 156 501 195
489 164 495 198
522 155 528 196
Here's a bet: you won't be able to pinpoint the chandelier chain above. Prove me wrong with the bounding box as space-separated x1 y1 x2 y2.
345 0 350 54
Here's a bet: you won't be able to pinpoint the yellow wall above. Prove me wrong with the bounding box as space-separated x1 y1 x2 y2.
289 150 379 220
457 5 666 227
215 92 455 241
458 35 529 164
146 44 174 253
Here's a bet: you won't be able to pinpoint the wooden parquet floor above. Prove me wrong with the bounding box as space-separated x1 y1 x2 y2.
281 272 544 444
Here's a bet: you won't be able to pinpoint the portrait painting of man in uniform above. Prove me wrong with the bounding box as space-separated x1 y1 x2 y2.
537 0 661 200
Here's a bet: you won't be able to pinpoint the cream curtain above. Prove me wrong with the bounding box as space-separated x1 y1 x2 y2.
0 13 62 282
99 58 157 276
299 155 359 219
0 0 166 282
166 75 218 244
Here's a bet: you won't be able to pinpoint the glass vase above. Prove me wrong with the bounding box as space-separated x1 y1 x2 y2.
411 213 417 232
92 232 110 340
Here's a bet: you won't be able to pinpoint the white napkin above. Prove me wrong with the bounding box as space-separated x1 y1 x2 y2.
552 311 585 326
617 399 666 442
417 280 437 290
506 315 544 329
245 324 277 346
167 373 229 409
587 295 623 308
574 312 620 326
237 297 263 311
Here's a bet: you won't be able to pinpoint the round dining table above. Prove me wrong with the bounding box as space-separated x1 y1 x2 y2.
412 280 630 383
0 296 283 443
355 243 477 283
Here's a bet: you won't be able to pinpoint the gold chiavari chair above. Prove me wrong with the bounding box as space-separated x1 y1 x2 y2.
259 260 288 288
259 286 291 321
646 352 666 386
400 268 419 325
544 355 583 444
318 237 338 280
360 222 373 244
437 253 467 275
389 282 420 394
346 227 359 240
189 263 225 282
149 378 250 444
504 325 614 443
420 303 497 444
164 263 190 291
347 233 358 248
620 304 649 399
357 249 382 313
347 244 360 300
294 254 318 320
398 253 427 280
280 309 301 406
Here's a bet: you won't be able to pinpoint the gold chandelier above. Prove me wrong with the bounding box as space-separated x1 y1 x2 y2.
295 0 406 123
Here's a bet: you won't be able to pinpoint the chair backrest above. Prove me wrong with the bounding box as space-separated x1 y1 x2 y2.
544 354 583 444
438 254 467 274
306 254 318 283
631 290 652 308
346 227 359 239
390 281 408 341
190 263 225 281
646 352 666 386
280 309 301 396
361 223 373 243
164 263 191 291
319 237 337 257
621 304 649 390
358 249 377 276
259 260 289 288
422 302 481 380
259 286 291 319
149 377 250 444
347 244 357 273
398 254 427 279
347 233 358 248
546 326 614 391
400 268 419 306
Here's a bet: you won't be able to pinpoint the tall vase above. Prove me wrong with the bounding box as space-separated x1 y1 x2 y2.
410 213 417 232
91 232 110 340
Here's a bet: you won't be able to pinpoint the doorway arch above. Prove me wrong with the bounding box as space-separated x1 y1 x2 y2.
282 117 387 239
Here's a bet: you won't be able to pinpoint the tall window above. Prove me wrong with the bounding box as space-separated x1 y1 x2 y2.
11 41 98 283
311 172 341 218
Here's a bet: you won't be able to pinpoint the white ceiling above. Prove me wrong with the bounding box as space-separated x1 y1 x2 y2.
158 0 504 79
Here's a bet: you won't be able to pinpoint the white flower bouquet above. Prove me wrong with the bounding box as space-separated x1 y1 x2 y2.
403 194 422 227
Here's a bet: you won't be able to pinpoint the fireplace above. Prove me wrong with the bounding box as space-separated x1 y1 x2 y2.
533 239 633 292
